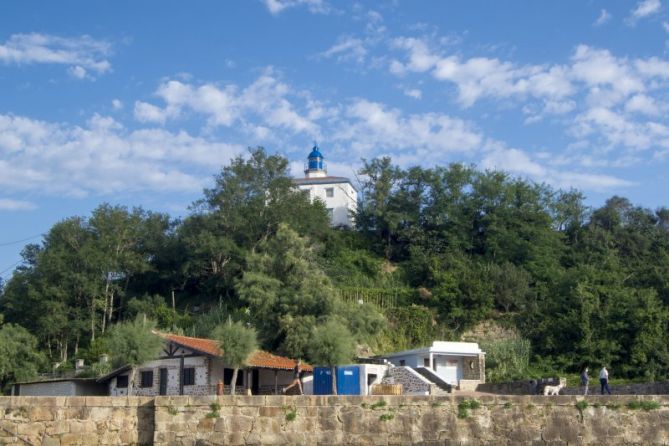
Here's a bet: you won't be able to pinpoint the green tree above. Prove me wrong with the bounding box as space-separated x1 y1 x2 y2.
307 318 355 394
0 323 46 393
237 224 371 357
104 317 163 395
212 320 258 395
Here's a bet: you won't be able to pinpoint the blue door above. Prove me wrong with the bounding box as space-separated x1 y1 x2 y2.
313 367 333 395
336 366 361 395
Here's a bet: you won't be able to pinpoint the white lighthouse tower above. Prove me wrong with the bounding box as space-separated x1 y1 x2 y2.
293 145 358 227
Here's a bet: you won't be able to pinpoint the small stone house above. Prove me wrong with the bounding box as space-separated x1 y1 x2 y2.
99 333 312 396
381 341 485 390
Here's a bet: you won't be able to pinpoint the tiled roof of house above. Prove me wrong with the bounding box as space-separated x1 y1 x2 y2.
163 333 223 356
161 333 312 372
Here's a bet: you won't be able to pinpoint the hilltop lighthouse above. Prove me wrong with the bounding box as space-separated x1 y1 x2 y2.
293 145 358 227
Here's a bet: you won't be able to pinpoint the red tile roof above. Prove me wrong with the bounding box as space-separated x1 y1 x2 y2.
163 333 222 356
160 333 312 372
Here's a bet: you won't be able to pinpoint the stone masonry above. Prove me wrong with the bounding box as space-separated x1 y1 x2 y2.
2 395 669 445
382 366 432 395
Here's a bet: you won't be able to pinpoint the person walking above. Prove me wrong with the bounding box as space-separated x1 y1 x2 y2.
580 367 590 395
282 359 303 395
599 366 611 395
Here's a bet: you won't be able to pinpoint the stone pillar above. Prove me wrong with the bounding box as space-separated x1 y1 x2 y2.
478 353 486 383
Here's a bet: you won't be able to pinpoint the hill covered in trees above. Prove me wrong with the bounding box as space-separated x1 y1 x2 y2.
1 147 669 390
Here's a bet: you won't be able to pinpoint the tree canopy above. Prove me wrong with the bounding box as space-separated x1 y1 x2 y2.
2 147 669 386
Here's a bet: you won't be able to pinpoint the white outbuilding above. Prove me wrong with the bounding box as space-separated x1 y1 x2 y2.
381 341 486 390
293 145 358 228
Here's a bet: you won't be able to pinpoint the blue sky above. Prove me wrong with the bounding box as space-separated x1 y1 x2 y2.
2 0 669 278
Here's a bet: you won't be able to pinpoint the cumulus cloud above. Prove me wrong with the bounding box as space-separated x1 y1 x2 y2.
0 113 244 197
403 88 422 99
335 99 483 158
134 72 321 136
594 9 612 26
0 33 112 77
263 0 330 15
480 146 634 191
389 37 574 107
319 36 367 63
0 199 36 211
628 0 662 23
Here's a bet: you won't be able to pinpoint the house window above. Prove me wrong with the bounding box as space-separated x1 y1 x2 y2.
223 368 244 386
182 367 195 386
140 371 153 388
325 188 334 198
399 360 406 366
424 358 430 367
116 375 128 388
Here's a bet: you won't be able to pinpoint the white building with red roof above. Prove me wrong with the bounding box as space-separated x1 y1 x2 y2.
99 333 312 396
292 145 358 227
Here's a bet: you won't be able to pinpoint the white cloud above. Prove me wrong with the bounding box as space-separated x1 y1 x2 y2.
263 0 330 15
336 99 483 158
134 101 175 124
319 36 367 63
111 99 123 110
625 94 661 115
68 65 87 79
0 113 244 196
0 33 112 76
573 107 669 151
390 36 574 107
135 72 321 136
594 9 612 26
480 146 634 191
628 0 662 22
403 88 422 99
0 199 36 211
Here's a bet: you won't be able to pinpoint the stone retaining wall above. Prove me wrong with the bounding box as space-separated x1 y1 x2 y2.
0 396 154 445
2 395 669 445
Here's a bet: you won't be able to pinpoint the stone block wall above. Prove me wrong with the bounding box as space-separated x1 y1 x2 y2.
382 366 431 395
3 394 669 445
154 394 669 445
0 396 154 445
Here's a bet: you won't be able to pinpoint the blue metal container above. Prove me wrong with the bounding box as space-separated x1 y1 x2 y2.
336 365 361 395
313 367 334 395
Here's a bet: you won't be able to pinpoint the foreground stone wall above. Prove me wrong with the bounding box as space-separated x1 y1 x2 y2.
154 394 669 445
2 395 669 445
0 396 154 445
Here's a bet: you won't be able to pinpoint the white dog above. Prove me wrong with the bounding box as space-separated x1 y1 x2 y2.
543 378 567 395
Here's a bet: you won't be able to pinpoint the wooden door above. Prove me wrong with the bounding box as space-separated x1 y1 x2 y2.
159 368 168 395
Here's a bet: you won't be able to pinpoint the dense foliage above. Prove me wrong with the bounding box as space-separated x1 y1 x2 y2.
2 147 669 386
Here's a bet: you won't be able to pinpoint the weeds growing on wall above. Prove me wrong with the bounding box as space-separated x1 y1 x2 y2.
626 400 661 411
457 399 481 419
206 402 221 418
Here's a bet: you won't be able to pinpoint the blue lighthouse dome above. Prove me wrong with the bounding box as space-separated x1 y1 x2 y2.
308 145 323 160
307 145 324 171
